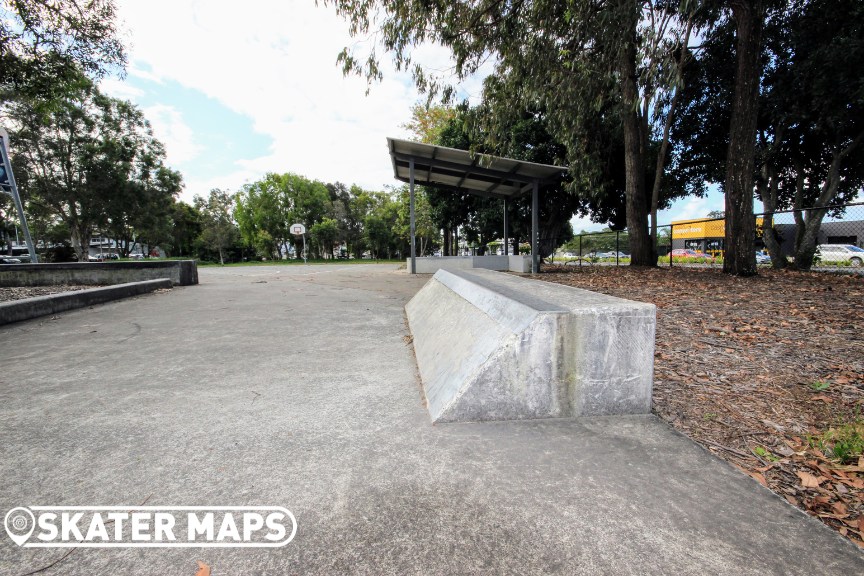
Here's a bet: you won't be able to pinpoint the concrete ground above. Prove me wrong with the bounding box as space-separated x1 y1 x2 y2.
0 264 862 575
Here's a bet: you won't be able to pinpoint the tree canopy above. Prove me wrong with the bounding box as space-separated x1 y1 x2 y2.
0 0 126 102
8 86 182 260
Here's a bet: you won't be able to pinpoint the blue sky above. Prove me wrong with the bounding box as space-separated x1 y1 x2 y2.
103 0 732 231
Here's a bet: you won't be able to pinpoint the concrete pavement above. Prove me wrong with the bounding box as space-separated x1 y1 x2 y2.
1 264 862 575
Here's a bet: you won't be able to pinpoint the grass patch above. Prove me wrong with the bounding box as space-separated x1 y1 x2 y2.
811 420 864 464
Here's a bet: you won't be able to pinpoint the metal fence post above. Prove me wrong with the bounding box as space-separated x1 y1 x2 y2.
616 230 620 266
669 224 674 268
579 235 582 268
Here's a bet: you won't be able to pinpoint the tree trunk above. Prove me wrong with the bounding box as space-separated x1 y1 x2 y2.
756 127 788 269
793 207 827 271
792 132 863 270
723 0 763 276
756 167 785 269
619 10 652 267
69 222 89 262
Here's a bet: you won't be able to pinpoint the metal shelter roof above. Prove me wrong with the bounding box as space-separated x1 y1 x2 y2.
387 138 566 199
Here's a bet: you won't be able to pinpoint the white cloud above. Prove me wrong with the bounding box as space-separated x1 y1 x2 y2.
127 64 164 85
114 0 488 192
142 104 202 165
99 77 144 100
570 214 604 234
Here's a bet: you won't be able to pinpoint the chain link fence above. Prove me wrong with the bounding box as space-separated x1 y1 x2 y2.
553 202 864 270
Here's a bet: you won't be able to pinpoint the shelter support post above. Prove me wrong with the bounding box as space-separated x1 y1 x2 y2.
532 181 539 273
410 158 416 274
503 199 508 256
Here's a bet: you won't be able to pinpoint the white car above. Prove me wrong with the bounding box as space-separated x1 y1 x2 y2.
816 244 864 267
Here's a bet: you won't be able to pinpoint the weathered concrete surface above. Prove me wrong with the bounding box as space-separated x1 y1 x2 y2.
406 269 655 423
0 279 173 326
408 255 531 274
0 264 862 575
508 254 532 273
0 260 198 287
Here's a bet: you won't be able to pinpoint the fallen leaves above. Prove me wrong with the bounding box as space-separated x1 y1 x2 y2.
0 285 96 302
797 471 826 488
195 561 211 576
536 266 864 547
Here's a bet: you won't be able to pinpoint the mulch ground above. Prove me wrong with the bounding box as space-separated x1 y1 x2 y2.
0 285 95 302
532 265 864 548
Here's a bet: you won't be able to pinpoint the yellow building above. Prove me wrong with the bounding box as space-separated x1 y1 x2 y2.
671 217 764 256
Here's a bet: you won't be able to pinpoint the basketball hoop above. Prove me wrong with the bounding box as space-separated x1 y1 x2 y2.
290 223 306 236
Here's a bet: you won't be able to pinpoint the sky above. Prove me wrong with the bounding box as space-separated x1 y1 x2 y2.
102 0 729 233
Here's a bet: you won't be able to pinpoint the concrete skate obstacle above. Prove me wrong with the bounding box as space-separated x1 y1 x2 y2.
405 269 656 423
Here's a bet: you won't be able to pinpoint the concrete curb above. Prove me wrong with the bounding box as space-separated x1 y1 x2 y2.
0 278 173 326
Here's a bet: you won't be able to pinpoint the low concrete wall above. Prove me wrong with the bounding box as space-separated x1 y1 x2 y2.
508 255 532 273
0 260 198 287
0 279 173 326
405 269 656 423
408 255 531 274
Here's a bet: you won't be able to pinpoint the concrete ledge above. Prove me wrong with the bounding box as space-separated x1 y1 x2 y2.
0 279 173 326
0 260 198 287
405 269 656 423
408 255 531 274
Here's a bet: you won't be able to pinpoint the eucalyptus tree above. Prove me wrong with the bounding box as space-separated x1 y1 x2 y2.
325 0 701 266
195 189 238 266
9 87 180 260
0 0 126 102
95 99 184 256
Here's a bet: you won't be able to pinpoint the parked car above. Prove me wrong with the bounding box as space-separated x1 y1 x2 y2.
755 250 771 264
815 244 864 266
0 257 21 264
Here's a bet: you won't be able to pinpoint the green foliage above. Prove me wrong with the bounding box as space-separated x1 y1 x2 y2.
752 446 780 462
809 381 830 391
402 104 457 144
8 85 180 260
310 218 340 258
395 186 437 256
234 173 331 259
813 421 864 465
194 189 239 265
167 201 203 258
325 0 702 265
0 0 126 103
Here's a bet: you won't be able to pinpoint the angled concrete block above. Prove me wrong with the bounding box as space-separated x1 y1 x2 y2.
405 269 655 423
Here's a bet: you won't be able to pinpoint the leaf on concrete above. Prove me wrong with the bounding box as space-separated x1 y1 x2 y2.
195 561 211 576
742 467 767 487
